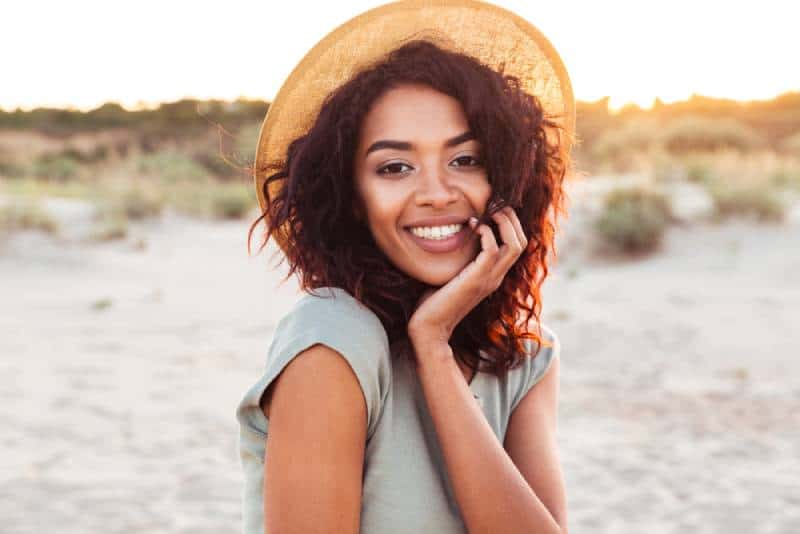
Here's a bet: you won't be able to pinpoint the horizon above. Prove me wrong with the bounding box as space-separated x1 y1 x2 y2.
3 90 798 116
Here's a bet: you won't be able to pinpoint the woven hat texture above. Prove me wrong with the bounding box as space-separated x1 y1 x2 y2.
254 0 575 249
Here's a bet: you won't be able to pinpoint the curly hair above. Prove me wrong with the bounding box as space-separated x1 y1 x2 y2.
248 39 571 379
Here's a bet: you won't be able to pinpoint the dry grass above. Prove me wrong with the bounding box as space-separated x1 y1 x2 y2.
0 199 59 234
706 182 786 223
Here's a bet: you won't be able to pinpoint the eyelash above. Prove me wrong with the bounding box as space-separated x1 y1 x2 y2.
376 155 483 176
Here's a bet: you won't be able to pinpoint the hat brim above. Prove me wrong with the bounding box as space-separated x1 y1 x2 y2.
254 0 575 248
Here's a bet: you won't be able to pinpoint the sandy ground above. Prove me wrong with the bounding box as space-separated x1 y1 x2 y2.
1 178 799 533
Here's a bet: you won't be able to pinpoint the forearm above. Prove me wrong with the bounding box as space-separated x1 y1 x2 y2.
412 341 562 534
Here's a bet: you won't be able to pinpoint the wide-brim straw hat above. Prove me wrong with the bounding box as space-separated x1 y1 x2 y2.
254 0 575 251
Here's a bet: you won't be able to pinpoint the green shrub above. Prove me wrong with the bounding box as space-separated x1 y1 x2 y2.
0 159 25 178
593 187 673 254
90 297 113 311
192 150 238 177
769 168 800 191
210 183 255 219
30 153 81 181
118 185 164 220
57 145 109 164
684 160 716 185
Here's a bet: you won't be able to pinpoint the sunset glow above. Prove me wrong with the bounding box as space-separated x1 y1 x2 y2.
1 0 797 112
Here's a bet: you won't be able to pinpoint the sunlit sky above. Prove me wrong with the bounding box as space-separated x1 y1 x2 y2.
2 0 797 112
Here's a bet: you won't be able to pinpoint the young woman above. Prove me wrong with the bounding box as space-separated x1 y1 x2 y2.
236 2 574 533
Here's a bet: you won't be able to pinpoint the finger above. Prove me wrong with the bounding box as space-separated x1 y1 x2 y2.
472 222 499 272
503 206 528 250
491 208 522 257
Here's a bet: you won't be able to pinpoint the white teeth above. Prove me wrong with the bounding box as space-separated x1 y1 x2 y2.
409 224 463 240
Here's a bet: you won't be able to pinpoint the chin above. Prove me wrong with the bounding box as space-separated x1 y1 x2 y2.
381 233 477 286
408 263 466 287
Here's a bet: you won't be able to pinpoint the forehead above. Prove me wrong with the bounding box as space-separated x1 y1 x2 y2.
358 84 471 143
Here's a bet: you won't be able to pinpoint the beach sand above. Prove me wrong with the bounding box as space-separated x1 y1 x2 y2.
1 179 798 533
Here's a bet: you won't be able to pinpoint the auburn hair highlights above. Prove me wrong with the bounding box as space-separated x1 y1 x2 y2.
248 39 570 378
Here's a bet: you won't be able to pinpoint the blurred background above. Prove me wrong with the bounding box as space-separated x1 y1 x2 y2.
1 1 798 532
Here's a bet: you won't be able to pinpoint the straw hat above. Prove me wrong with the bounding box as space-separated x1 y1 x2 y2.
254 0 575 249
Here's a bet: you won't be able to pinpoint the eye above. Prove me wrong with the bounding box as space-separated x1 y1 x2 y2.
376 162 413 175
451 155 482 168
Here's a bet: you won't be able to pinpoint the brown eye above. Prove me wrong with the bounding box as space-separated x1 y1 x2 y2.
377 162 412 175
451 155 482 167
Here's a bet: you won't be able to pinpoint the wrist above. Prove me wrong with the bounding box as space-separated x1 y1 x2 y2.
407 321 451 347
409 336 453 368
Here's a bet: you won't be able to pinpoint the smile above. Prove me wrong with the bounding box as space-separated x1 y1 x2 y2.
408 223 464 240
405 224 470 253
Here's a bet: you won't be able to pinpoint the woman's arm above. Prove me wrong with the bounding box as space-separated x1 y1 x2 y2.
503 352 567 530
412 338 565 534
262 343 367 534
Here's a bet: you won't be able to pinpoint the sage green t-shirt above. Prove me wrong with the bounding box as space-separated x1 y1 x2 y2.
235 286 560 534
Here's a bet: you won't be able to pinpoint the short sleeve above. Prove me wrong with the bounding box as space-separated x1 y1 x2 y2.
236 286 392 443
509 323 560 413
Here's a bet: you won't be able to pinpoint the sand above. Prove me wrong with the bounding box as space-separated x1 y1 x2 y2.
1 179 798 533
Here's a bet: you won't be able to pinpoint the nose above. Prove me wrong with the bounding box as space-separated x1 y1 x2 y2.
414 166 460 208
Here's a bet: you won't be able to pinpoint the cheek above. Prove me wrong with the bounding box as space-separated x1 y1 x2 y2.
473 182 493 213
361 182 403 223
358 188 401 242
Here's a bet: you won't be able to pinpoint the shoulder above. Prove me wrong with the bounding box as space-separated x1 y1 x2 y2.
279 284 392 373
274 286 390 358
293 286 385 329
509 322 561 412
526 322 560 360
236 286 392 442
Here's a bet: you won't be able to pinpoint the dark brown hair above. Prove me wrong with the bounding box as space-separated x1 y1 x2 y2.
248 39 571 378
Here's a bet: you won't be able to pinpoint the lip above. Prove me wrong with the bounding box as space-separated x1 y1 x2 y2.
405 224 472 254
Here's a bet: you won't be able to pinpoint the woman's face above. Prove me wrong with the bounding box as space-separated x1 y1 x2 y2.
353 83 492 286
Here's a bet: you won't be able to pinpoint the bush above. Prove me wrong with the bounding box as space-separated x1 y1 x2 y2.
661 116 765 153
706 182 786 223
210 183 255 219
30 153 81 181
0 200 59 234
89 202 128 241
136 151 210 183
684 159 716 185
117 185 165 220
770 168 800 191
57 145 109 164
593 187 673 254
0 159 25 178
192 150 238 177
590 117 661 171
164 180 254 219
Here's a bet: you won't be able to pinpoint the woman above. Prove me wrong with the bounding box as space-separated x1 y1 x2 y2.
236 2 575 533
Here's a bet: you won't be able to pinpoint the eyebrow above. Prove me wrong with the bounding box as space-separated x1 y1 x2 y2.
364 130 477 157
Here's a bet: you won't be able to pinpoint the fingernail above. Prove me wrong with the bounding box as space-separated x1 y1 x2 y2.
468 216 478 228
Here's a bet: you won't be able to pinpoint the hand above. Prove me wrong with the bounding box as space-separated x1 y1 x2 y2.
407 205 529 351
